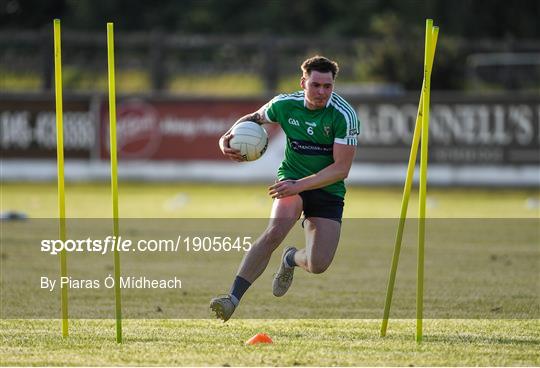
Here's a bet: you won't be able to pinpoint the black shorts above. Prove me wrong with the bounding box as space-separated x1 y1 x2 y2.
299 188 344 223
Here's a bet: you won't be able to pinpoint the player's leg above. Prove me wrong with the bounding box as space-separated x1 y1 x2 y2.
236 194 302 281
293 217 341 274
272 217 340 296
210 195 302 321
272 188 343 296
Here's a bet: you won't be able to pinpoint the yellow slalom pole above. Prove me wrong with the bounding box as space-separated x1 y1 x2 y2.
53 18 69 338
380 24 439 337
417 19 435 343
107 22 122 344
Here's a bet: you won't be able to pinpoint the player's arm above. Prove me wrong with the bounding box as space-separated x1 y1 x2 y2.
268 143 356 198
219 105 272 162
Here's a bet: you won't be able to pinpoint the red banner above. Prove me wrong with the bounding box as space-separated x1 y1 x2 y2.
100 98 277 160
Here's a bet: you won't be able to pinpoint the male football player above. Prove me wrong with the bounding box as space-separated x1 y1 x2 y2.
210 55 360 321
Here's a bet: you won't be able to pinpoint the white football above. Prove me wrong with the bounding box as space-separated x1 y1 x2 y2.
229 121 268 161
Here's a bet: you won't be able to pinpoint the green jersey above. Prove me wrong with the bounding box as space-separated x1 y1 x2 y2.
265 91 360 198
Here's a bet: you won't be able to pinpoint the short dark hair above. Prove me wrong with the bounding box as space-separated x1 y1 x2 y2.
301 56 339 79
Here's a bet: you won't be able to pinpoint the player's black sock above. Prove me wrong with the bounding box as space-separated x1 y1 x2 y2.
229 276 251 305
285 248 297 267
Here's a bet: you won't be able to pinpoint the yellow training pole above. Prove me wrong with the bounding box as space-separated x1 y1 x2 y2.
107 22 122 343
53 18 69 338
380 25 439 337
417 19 435 343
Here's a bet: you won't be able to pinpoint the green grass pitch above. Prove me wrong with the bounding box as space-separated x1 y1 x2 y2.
1 183 539 366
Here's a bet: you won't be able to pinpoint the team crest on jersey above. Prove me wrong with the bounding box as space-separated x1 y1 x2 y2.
323 126 331 137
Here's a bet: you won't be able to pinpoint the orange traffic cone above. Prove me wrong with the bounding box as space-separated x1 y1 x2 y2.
245 333 273 345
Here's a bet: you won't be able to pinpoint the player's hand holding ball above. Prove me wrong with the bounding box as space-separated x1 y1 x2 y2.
219 132 244 162
221 121 268 162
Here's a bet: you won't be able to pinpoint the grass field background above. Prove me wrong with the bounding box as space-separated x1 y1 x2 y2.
2 182 539 218
1 183 539 366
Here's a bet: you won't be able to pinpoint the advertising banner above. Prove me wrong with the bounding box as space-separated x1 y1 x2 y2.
2 94 538 166
355 95 540 165
99 98 273 160
0 95 96 159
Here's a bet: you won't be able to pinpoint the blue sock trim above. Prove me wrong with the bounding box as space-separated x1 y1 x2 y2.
285 248 297 268
230 276 252 302
229 294 239 307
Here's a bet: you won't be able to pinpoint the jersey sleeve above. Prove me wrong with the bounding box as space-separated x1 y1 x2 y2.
264 95 283 124
333 104 360 146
